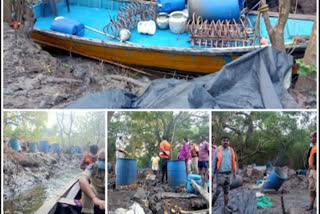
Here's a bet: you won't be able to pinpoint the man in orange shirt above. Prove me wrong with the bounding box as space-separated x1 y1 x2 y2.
306 131 317 211
159 136 171 183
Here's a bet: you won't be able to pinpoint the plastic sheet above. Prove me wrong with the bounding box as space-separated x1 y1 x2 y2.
212 188 257 214
67 47 299 109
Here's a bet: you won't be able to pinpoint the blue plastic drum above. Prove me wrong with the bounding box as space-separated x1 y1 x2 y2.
168 160 187 188
116 158 137 186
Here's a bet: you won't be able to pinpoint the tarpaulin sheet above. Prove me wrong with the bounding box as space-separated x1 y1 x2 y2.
67 47 299 109
212 188 257 214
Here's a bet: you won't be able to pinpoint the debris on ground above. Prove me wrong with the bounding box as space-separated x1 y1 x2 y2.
240 167 265 184
108 171 208 214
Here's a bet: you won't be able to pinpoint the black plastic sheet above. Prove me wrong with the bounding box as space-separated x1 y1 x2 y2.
67 47 299 109
212 188 257 214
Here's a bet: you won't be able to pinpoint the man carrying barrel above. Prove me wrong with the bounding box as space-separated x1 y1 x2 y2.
306 131 317 211
159 136 171 183
212 136 237 208
79 149 105 214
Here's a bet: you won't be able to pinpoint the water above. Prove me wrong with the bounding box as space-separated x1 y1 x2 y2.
3 168 81 214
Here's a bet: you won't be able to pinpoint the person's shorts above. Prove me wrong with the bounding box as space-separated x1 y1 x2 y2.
216 172 231 194
308 169 317 192
152 166 158 170
198 161 209 169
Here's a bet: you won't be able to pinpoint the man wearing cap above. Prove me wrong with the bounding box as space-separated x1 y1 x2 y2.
212 136 237 208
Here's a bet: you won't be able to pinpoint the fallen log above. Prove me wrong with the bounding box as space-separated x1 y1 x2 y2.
180 209 209 214
190 179 209 203
160 192 198 199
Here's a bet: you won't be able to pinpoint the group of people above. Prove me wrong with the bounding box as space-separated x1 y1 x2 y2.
79 144 105 214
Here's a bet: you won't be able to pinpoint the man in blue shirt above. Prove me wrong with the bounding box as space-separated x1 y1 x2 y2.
212 136 237 208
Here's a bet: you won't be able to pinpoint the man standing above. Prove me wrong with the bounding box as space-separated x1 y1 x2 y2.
79 149 105 214
212 136 237 208
116 136 128 159
159 136 171 183
178 137 190 176
190 140 199 174
198 136 209 187
306 131 317 211
151 153 160 175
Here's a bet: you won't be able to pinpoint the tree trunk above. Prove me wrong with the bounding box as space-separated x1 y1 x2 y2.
302 19 317 65
260 0 291 52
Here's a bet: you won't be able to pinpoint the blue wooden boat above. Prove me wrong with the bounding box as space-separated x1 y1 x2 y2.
30 0 315 74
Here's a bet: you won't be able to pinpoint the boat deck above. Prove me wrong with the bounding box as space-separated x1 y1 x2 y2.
33 2 314 49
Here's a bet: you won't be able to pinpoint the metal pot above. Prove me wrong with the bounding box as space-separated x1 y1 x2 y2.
169 11 188 34
156 12 169 30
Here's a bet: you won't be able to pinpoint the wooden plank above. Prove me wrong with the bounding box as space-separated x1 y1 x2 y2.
35 178 79 214
249 11 316 21
58 197 77 206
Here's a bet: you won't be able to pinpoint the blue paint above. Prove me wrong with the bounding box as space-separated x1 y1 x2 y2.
223 56 233 63
116 158 137 186
33 3 313 48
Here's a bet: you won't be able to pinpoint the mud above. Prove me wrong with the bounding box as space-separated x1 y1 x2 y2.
3 23 149 109
3 148 81 200
108 171 208 214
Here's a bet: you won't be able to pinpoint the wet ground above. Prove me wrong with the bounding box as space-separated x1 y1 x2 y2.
3 168 81 214
108 170 209 213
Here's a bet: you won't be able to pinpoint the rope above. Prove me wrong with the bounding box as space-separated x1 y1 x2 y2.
253 4 269 48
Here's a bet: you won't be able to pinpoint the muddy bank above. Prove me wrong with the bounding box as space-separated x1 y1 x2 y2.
108 170 208 213
3 23 149 109
3 148 82 200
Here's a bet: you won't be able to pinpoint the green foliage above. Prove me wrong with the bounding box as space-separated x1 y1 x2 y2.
296 59 317 79
212 111 316 169
108 111 209 167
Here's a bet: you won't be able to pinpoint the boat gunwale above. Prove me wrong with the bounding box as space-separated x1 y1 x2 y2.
32 27 308 56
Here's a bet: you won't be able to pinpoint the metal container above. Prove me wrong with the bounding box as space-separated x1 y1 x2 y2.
169 11 188 34
156 12 169 30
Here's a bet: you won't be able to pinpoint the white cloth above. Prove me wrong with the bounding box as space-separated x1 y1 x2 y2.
116 138 125 159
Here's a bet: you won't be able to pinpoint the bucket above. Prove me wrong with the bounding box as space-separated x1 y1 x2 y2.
10 139 20 151
262 167 288 190
167 160 187 188
39 140 50 153
230 175 243 190
29 142 37 152
51 143 60 152
187 174 202 193
116 158 137 186
188 0 240 21
157 0 185 13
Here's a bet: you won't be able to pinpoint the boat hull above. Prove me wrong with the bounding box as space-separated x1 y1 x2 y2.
31 28 307 74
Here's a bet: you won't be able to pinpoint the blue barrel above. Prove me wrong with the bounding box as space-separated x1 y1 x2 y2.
168 160 187 188
187 174 202 193
116 158 137 186
10 139 20 150
50 18 85 36
157 0 185 13
51 143 60 152
188 0 240 21
29 142 37 152
265 161 273 168
263 167 288 190
252 163 256 167
39 140 49 153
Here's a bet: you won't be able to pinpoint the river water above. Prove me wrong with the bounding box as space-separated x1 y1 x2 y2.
3 168 82 214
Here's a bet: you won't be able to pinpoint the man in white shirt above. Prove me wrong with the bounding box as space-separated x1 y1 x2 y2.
115 136 128 159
